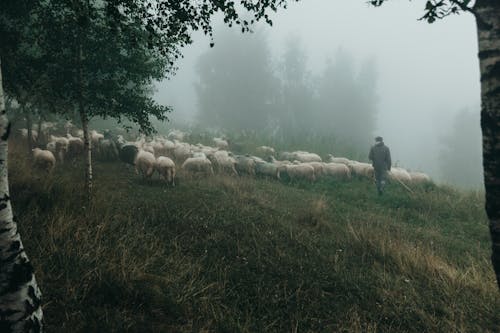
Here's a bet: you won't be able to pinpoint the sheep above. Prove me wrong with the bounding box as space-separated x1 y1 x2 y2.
135 150 156 178
255 161 280 179
322 163 351 180
49 135 69 162
90 130 104 147
388 167 412 183
268 156 291 167
409 171 432 184
256 145 275 158
32 148 56 173
155 156 176 186
173 142 192 164
280 151 295 161
277 164 315 182
348 161 374 178
182 156 214 176
119 144 139 166
234 155 256 176
168 129 188 141
19 128 39 143
207 150 238 175
326 154 351 165
96 139 119 161
291 151 322 163
66 134 84 159
213 137 229 150
304 161 324 178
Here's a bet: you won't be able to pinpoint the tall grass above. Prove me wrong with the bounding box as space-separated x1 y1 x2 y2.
8 139 499 332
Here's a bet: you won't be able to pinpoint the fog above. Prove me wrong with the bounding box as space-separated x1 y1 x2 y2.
154 0 482 188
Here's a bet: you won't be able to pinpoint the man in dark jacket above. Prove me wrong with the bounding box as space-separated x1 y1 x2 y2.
369 136 391 195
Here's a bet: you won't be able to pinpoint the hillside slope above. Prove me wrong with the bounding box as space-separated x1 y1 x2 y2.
9 146 499 332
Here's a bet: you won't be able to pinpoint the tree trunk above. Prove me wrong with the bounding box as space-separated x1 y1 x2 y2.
475 0 500 289
80 109 92 198
25 109 33 154
0 59 43 331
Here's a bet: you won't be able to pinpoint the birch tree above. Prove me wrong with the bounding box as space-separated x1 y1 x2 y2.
371 0 500 288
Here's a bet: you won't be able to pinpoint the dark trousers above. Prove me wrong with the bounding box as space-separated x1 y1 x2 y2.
374 169 388 195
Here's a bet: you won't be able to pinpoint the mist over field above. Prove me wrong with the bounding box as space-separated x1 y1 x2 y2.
154 0 482 188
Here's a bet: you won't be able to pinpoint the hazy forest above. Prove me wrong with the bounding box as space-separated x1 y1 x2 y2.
1 0 499 332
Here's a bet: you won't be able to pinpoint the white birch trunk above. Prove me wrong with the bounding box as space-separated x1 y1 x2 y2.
0 59 43 331
475 0 500 289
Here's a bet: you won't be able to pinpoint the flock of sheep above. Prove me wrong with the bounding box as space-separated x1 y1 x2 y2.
21 122 432 188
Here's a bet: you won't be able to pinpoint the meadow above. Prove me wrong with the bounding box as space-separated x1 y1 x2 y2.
8 139 499 332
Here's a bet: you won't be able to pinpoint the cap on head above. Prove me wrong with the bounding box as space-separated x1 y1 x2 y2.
375 136 383 142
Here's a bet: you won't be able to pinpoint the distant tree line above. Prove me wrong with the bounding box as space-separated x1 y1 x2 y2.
195 28 379 154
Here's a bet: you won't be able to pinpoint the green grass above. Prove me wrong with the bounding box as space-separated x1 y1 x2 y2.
8 140 499 332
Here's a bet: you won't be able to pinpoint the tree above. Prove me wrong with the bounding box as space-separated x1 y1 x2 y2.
316 50 378 151
1 0 296 330
439 109 483 188
195 27 278 130
275 35 315 142
371 0 500 288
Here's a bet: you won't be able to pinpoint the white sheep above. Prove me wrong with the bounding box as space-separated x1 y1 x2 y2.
182 156 214 176
32 148 56 173
348 161 374 178
155 156 176 186
134 150 156 178
255 161 280 179
234 155 256 176
277 164 315 182
173 142 192 164
326 154 351 165
292 151 322 163
304 161 324 177
19 128 38 143
322 163 351 180
90 130 104 147
49 135 69 162
213 137 229 150
389 167 412 183
409 171 432 184
256 145 275 157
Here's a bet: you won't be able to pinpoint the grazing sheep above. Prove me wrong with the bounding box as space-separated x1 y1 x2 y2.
255 161 280 179
119 144 139 165
213 137 229 150
409 171 432 184
304 161 324 177
90 130 104 147
66 134 84 159
326 154 351 165
173 143 192 164
322 163 351 179
268 156 291 167
155 156 176 186
32 148 56 172
97 139 119 161
19 128 38 143
182 156 214 176
256 145 275 158
135 150 156 178
348 162 374 178
277 164 315 182
234 155 256 176
168 129 188 141
388 167 412 183
49 135 69 162
291 151 322 163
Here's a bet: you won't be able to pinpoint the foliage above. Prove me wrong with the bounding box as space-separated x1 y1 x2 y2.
195 27 279 130
440 109 483 188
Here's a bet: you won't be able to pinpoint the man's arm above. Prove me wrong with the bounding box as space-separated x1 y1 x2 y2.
368 146 374 162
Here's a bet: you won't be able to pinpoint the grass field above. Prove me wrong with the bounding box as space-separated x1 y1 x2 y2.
8 140 500 332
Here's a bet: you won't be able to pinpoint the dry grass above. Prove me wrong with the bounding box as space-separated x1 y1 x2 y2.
7 139 500 332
